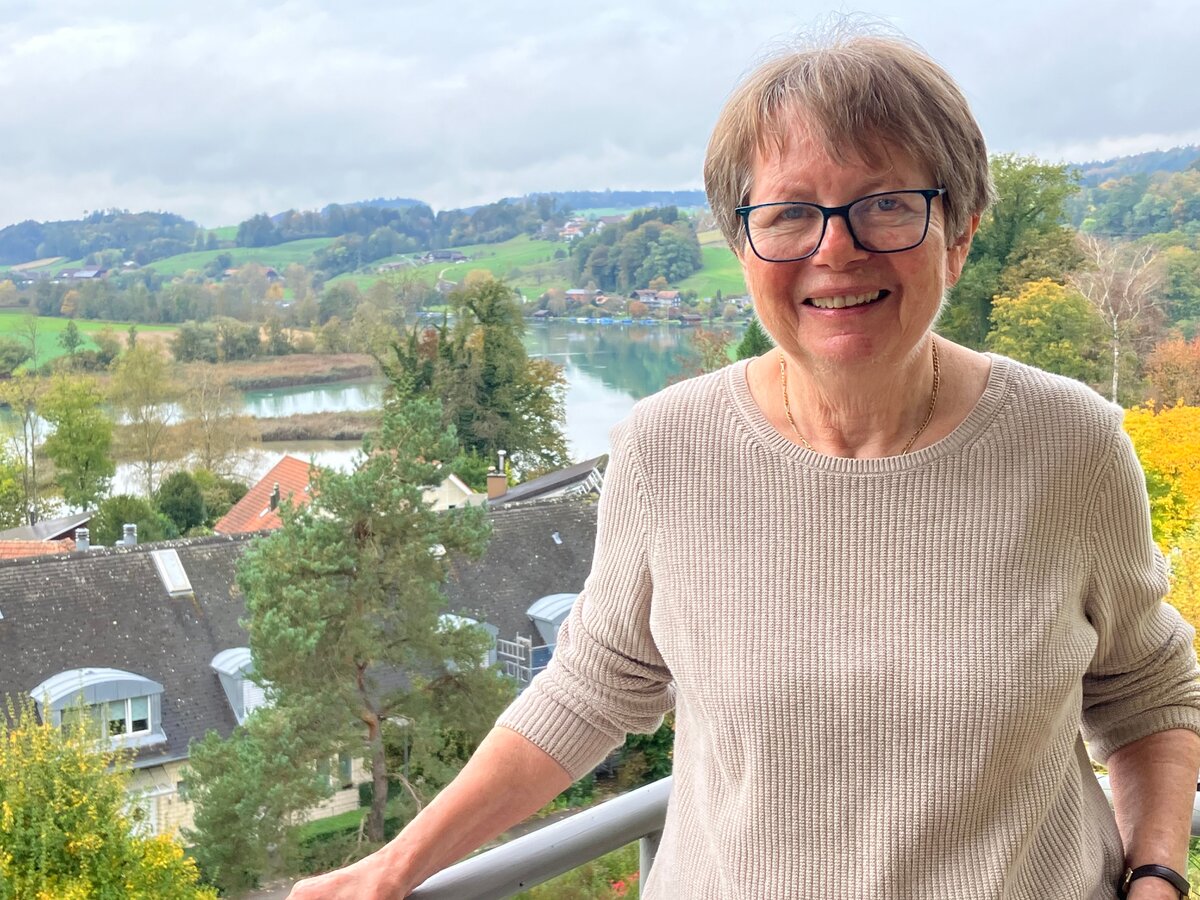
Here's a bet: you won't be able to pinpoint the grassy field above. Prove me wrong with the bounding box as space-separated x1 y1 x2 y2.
677 244 746 298
141 237 334 277
208 225 238 241
328 235 573 298
0 312 175 365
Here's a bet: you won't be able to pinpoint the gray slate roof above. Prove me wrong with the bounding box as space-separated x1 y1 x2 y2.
0 510 93 542
0 533 254 767
444 499 598 644
0 500 599 769
488 456 605 507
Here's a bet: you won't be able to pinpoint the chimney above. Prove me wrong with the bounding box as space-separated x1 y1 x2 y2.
487 450 508 500
74 527 89 552
270 483 281 511
122 523 137 546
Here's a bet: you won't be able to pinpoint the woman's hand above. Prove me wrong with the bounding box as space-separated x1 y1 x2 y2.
287 846 411 900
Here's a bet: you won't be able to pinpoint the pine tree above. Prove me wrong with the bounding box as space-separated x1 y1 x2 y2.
235 395 506 842
736 315 775 360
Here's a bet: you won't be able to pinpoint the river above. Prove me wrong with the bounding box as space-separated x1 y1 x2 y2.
107 320 728 493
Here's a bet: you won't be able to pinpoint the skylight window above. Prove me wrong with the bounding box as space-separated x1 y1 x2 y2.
150 549 193 597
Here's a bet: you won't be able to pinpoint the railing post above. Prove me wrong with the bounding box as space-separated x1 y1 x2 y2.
639 829 662 882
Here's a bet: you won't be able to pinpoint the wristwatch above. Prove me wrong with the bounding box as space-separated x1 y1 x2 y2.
1119 864 1190 898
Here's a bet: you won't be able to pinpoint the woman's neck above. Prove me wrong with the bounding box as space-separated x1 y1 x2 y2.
753 336 940 458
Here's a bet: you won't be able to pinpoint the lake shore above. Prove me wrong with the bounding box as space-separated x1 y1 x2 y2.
217 353 380 390
112 411 378 465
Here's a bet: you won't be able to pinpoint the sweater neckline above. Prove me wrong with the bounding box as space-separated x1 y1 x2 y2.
724 351 1013 474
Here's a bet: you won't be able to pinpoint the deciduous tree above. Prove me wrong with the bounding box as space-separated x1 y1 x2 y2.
940 155 1083 349
986 279 1107 385
58 319 83 356
89 495 179 546
109 345 180 494
1123 403 1200 548
0 373 45 524
0 337 30 378
1165 526 1200 657
0 697 216 900
1146 335 1200 405
40 374 115 510
177 365 258 478
1070 235 1164 403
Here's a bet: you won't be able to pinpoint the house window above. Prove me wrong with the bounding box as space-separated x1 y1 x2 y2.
63 697 151 739
338 753 353 788
110 697 150 736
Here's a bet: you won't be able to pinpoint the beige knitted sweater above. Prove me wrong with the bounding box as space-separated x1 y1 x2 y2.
497 355 1200 900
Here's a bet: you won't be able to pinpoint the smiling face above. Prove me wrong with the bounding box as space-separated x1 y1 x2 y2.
738 122 976 375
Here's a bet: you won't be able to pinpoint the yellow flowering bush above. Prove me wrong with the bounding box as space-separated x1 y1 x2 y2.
0 697 216 900
1123 403 1200 548
1167 527 1200 658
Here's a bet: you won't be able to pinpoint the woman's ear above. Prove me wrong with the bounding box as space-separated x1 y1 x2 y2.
946 213 981 287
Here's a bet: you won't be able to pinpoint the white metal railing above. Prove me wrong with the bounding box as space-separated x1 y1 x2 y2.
407 777 671 900
404 776 1200 899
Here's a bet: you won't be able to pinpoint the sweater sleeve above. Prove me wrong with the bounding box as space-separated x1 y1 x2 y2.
1080 426 1200 761
495 417 674 780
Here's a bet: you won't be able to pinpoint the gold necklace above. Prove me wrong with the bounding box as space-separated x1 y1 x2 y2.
779 339 940 455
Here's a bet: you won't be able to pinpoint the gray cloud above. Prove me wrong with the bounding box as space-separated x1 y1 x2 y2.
0 0 1195 228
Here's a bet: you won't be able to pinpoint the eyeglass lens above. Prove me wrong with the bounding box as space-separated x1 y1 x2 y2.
746 192 932 262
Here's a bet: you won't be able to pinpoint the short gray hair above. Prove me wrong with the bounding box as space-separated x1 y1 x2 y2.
704 30 994 251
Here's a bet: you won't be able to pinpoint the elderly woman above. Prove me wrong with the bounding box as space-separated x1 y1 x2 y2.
291 33 1200 900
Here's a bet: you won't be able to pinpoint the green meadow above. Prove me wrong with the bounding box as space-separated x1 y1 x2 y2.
677 244 746 298
0 312 175 364
140 238 334 277
329 235 573 298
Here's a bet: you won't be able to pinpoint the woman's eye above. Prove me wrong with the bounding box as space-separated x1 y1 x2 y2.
778 205 817 223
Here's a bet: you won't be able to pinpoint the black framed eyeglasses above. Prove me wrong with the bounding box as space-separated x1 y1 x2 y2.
735 188 947 263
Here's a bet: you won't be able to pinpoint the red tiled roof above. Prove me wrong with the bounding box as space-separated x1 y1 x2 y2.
213 456 316 534
0 539 75 559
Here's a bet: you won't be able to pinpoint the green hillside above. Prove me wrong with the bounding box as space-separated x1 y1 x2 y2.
142 238 334 277
677 245 746 298
328 235 573 297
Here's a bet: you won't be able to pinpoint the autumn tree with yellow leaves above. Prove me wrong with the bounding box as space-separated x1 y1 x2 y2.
0 698 216 900
1123 404 1200 658
1123 403 1200 548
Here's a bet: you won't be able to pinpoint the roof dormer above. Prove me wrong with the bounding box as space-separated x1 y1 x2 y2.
29 667 166 749
211 648 267 725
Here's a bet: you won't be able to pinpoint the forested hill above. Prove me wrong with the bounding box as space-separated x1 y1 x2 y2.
0 210 202 266
1074 145 1200 187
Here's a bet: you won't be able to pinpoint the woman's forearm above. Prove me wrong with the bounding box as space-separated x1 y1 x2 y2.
1107 728 1200 882
387 726 574 888
288 726 573 899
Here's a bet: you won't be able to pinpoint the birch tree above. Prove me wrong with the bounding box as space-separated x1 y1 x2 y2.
1070 235 1163 403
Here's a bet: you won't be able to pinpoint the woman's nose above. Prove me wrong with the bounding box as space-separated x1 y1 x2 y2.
812 213 869 267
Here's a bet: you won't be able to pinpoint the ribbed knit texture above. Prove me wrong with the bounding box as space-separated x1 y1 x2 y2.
496 355 1200 900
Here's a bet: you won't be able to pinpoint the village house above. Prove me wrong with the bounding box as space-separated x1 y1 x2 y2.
0 497 598 839
0 533 368 839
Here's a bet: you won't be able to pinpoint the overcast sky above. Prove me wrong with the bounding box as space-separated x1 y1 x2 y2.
1 0 1197 230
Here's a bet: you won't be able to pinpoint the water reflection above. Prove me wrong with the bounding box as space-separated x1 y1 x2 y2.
241 381 384 417
81 322 736 495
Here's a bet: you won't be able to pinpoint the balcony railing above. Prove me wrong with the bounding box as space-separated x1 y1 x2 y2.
406 775 1200 899
408 777 671 900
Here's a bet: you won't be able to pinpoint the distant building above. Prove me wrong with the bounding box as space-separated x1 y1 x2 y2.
421 250 468 264
213 456 315 535
0 534 367 839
